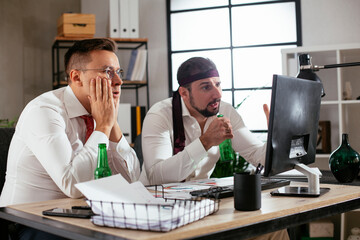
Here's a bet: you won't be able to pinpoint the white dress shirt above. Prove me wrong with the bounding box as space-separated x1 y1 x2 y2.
0 86 140 206
141 97 266 185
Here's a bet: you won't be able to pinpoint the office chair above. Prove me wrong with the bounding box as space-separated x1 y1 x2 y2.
0 127 16 240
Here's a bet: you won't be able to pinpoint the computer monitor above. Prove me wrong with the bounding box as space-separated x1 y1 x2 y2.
264 74 330 197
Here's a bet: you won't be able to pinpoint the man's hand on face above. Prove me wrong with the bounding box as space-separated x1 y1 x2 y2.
200 116 233 151
109 88 123 143
89 76 117 137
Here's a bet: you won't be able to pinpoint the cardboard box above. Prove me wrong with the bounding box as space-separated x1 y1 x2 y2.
57 13 95 38
309 221 334 238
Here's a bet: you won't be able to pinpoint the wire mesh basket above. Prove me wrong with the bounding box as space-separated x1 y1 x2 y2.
87 185 220 232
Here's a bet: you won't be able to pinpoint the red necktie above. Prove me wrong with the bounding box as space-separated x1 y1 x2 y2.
80 115 94 143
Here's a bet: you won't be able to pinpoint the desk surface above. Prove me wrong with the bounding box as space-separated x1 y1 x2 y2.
1 182 360 240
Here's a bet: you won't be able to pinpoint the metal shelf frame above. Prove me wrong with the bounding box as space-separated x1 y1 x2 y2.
52 37 150 109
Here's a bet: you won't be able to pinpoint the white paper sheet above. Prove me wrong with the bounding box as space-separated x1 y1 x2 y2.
75 174 165 204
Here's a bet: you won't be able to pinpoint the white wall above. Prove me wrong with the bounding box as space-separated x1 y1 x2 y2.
301 0 360 46
0 0 81 121
1 0 360 120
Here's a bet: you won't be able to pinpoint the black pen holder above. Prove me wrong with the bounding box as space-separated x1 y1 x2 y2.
234 172 261 211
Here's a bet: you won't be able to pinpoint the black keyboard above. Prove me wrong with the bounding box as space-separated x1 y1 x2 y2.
190 178 291 199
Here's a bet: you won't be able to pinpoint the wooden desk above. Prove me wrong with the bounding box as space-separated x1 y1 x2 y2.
1 182 360 240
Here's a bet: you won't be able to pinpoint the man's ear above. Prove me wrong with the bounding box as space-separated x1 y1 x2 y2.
178 86 189 100
69 69 82 86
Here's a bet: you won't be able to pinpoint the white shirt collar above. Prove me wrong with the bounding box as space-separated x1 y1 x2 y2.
64 86 89 119
180 97 191 117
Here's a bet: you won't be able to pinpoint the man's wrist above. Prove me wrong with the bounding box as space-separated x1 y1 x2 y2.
95 126 112 138
199 135 212 151
109 123 122 142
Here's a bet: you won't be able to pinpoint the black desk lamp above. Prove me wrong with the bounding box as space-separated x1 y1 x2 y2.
296 53 360 183
296 53 360 98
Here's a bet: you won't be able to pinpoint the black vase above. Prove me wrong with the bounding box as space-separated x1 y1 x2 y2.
329 133 360 183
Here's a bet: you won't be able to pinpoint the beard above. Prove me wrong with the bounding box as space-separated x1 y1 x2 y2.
189 93 220 117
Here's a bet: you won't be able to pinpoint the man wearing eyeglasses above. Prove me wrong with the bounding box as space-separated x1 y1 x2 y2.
0 39 140 233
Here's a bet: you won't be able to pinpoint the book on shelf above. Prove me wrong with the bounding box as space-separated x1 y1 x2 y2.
126 49 138 80
135 49 147 81
130 49 147 81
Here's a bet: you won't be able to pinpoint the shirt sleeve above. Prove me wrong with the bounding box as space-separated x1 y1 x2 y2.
23 107 139 199
108 136 140 183
232 128 266 167
142 111 207 185
228 106 266 167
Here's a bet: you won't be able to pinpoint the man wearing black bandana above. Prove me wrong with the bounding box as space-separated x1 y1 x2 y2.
140 57 267 185
140 57 289 240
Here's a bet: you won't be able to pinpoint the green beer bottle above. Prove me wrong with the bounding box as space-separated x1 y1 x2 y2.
94 143 112 179
217 114 235 162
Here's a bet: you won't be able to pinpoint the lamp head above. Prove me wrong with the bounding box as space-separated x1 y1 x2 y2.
297 53 326 97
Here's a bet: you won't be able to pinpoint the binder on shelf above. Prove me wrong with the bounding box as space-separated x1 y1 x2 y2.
126 49 138 80
117 103 132 143
119 0 130 38
109 0 120 38
131 106 146 143
128 0 139 38
108 0 139 38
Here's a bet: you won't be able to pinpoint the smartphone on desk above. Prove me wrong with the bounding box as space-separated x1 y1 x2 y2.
42 208 94 219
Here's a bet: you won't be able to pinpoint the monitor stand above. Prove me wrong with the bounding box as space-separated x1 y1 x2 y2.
270 164 330 197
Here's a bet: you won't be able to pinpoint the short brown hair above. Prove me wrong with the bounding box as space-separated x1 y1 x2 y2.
64 38 117 79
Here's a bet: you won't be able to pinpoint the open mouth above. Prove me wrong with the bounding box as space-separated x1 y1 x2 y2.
208 99 220 109
112 90 120 98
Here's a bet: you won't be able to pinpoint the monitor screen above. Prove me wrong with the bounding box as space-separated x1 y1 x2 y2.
263 74 329 197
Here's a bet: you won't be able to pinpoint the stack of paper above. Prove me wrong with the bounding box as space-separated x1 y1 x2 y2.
75 174 218 232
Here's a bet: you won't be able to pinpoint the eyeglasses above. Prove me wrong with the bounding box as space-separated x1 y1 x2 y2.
78 67 124 80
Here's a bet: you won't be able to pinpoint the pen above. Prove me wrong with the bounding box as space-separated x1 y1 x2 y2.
255 164 263 174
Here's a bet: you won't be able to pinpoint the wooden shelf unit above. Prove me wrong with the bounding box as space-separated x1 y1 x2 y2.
52 37 150 109
282 43 360 240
